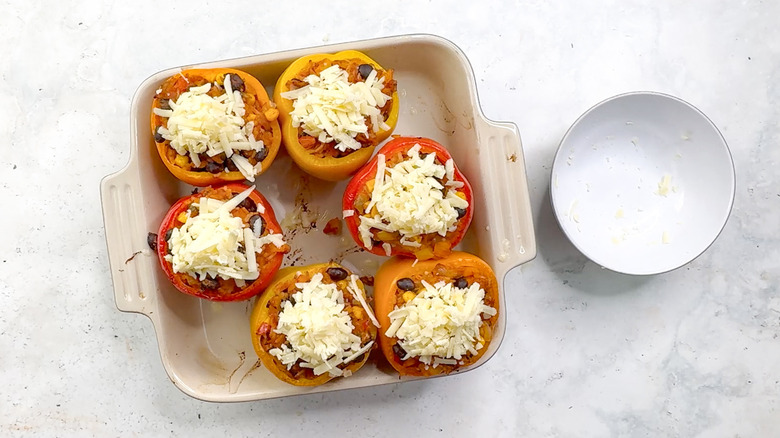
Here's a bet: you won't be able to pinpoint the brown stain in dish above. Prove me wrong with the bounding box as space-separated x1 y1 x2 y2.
281 173 327 267
329 244 363 265
226 351 247 394
236 359 264 390
125 251 142 264
431 99 456 136
197 347 231 385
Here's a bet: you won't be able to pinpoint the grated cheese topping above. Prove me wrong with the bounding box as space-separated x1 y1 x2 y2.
165 186 286 281
279 65 392 152
385 280 496 366
153 74 266 181
347 275 380 328
269 273 373 377
357 146 468 249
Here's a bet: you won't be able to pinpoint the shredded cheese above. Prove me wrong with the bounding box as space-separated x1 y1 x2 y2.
656 174 673 197
269 273 373 377
357 147 468 249
279 65 391 152
347 275 380 328
154 74 266 181
164 186 286 281
385 280 496 366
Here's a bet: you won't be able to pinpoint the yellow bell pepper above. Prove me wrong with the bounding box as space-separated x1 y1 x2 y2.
273 50 399 181
249 262 378 386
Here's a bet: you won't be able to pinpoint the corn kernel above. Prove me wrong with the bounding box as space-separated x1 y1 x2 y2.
176 212 188 223
414 247 434 260
376 231 395 241
352 307 364 319
456 191 467 200
264 108 279 121
173 154 190 168
402 291 416 303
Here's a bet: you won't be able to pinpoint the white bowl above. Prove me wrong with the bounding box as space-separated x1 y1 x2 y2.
550 92 735 275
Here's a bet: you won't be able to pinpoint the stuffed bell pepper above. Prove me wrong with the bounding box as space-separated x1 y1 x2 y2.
342 137 473 260
273 50 399 181
373 251 499 376
151 68 282 186
150 183 289 301
250 263 379 386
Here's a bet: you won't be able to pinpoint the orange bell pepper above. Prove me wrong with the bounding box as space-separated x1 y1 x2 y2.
151 68 282 186
373 251 499 376
249 263 378 386
154 183 287 301
273 50 399 181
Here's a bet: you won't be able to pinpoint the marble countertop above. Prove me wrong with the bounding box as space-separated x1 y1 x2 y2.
2 1 778 436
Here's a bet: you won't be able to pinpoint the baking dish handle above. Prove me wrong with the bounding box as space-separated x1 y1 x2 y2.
474 118 537 275
100 164 157 315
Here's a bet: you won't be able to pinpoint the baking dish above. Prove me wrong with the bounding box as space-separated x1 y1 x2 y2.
100 34 536 401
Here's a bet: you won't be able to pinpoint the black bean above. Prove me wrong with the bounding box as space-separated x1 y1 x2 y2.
392 343 406 359
159 99 171 110
225 159 238 172
163 229 174 254
453 277 468 289
455 207 467 219
201 278 219 290
396 278 415 291
229 74 245 92
238 197 257 212
205 161 222 174
146 232 158 251
358 63 374 79
153 127 164 143
255 147 268 162
326 267 348 281
249 214 265 235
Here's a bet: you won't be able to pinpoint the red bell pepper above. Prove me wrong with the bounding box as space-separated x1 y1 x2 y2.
342 137 474 260
155 183 288 301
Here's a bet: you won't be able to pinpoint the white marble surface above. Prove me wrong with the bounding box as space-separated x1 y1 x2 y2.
1 0 778 436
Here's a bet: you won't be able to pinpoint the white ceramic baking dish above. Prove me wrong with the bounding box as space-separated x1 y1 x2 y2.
100 34 536 402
